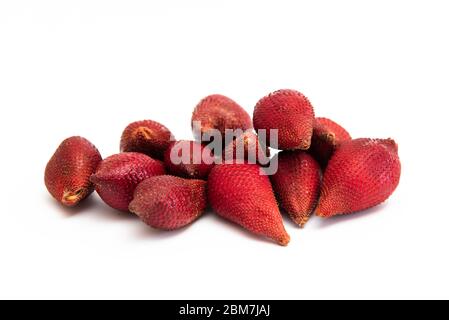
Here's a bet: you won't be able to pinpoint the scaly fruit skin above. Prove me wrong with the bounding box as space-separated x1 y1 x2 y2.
45 136 102 207
129 176 207 230
208 164 290 246
253 89 315 150
164 140 215 180
316 138 401 217
120 120 174 160
223 130 270 165
91 152 165 211
271 151 321 227
310 117 351 168
191 94 253 139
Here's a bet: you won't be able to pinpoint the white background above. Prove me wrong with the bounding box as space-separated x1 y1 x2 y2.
1 0 448 300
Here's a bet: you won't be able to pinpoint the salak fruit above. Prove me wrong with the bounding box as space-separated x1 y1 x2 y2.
253 89 315 150
129 176 207 230
223 130 270 165
270 151 321 227
164 140 215 180
192 94 253 140
316 138 401 217
45 136 102 207
208 163 290 246
120 120 174 160
91 152 165 211
310 117 351 167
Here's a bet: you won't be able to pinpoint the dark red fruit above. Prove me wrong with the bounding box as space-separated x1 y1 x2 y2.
120 120 174 160
45 136 102 207
316 138 401 217
208 164 290 246
310 117 351 167
129 176 207 230
91 152 165 211
253 89 315 150
192 94 253 140
164 140 215 180
271 151 321 227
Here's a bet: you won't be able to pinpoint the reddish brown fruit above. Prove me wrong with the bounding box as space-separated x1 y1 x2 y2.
223 130 270 165
91 153 165 211
253 89 315 150
271 151 321 227
208 164 290 246
129 176 207 230
192 94 253 139
45 136 102 207
310 117 352 167
164 140 215 180
316 138 401 217
120 120 174 160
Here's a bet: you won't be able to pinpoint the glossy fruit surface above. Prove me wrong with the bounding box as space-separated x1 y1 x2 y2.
130 176 207 230
208 163 290 246
310 117 351 167
271 151 321 227
120 120 174 160
192 94 252 140
91 152 165 211
253 89 315 150
316 138 401 217
45 136 102 207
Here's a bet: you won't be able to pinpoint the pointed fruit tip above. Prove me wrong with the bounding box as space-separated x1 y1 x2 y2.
128 204 139 217
296 216 310 228
298 139 312 151
61 189 86 207
277 234 291 246
315 206 330 218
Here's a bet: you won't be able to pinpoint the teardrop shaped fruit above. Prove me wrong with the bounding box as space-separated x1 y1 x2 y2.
310 117 351 168
223 130 270 165
192 94 253 140
120 120 174 160
253 89 315 150
270 151 321 227
208 163 290 246
316 138 401 217
91 152 165 211
45 136 102 207
164 140 215 180
129 176 207 230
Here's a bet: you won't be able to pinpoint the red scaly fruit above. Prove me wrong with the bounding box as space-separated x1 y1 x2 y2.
45 136 102 207
316 138 401 217
223 130 270 165
253 89 315 150
191 94 253 140
91 152 165 211
129 176 207 230
120 120 174 160
310 117 352 168
208 164 290 246
164 140 215 180
270 151 321 227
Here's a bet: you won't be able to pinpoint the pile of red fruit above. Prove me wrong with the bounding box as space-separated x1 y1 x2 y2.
45 89 401 246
